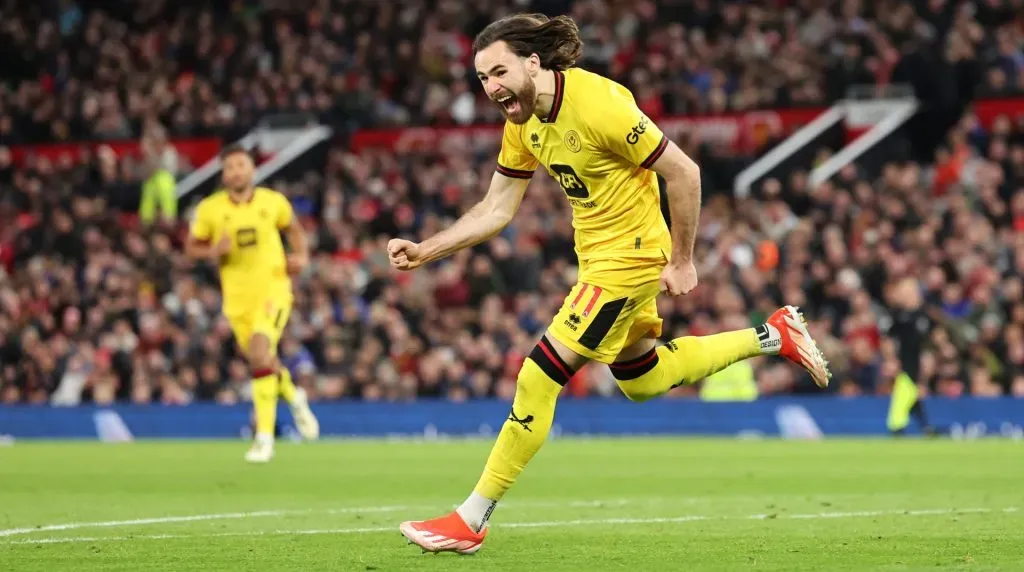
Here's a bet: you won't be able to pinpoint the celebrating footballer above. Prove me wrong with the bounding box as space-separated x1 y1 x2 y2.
389 13 831 554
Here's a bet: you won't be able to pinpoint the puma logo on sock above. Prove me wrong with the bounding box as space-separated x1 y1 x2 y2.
508 409 534 432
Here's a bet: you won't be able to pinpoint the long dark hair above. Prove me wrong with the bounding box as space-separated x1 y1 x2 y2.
473 14 583 71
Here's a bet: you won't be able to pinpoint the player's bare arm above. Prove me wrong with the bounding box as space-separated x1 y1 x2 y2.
184 229 231 262
284 220 310 274
650 142 701 296
388 173 530 271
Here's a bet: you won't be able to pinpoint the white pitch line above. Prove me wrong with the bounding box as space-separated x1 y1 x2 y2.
0 505 418 538
0 493 921 539
0 498 639 539
0 497 720 539
2 507 1017 546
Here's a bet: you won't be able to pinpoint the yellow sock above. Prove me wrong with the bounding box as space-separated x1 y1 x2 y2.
887 372 917 433
473 339 567 502
251 369 279 439
277 368 298 404
611 329 761 402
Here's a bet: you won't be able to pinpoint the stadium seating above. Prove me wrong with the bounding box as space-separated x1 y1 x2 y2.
0 0 1023 405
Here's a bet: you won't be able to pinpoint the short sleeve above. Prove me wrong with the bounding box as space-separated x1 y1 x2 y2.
275 192 295 229
495 121 538 179
592 84 668 170
189 199 214 242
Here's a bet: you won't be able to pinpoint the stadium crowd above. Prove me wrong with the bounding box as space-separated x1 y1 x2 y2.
2 0 1022 143
1 0 1024 404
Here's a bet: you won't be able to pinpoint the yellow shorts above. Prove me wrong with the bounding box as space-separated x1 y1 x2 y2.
547 257 666 364
226 294 293 356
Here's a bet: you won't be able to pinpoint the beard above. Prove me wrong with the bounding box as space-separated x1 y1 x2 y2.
494 77 537 125
224 176 252 194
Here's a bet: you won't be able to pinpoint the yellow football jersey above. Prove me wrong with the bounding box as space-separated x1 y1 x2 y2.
496 67 673 262
189 187 293 315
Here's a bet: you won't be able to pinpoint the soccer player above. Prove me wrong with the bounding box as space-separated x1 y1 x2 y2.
389 14 831 553
391 12 831 552
185 145 320 463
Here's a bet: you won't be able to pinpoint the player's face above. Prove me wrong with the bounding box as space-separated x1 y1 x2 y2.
221 152 254 193
475 41 538 125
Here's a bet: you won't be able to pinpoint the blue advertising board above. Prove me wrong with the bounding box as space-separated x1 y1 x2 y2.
1 397 1023 441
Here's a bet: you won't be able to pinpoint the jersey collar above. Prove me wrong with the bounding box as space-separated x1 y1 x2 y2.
228 188 256 204
540 70 565 124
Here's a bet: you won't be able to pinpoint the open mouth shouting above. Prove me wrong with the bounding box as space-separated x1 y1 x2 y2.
496 93 520 115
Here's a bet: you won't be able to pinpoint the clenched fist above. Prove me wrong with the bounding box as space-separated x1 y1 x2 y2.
660 260 698 296
212 235 232 257
388 239 425 271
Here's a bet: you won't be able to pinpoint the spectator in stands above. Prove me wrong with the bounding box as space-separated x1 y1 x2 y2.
2 0 1001 142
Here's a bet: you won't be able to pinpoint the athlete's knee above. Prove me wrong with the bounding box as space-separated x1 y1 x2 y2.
525 335 581 387
615 380 660 402
247 333 273 371
610 347 662 402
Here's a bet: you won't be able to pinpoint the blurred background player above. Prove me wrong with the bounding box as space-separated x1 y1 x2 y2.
138 123 179 227
885 277 938 436
185 145 319 462
391 14 831 554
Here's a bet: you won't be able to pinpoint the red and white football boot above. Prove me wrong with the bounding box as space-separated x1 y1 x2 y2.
766 305 832 388
400 512 486 555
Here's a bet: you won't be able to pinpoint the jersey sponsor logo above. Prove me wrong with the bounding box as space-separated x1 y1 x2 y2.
236 227 258 248
530 132 541 149
626 116 650 145
550 163 589 198
568 198 597 208
564 130 582 153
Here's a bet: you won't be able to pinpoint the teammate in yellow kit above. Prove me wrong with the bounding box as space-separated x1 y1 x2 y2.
185 145 319 463
392 14 831 554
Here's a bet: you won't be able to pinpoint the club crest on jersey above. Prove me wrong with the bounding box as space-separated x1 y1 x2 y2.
564 130 582 153
530 132 541 149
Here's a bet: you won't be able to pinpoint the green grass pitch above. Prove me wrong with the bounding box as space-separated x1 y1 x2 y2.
1 438 1021 571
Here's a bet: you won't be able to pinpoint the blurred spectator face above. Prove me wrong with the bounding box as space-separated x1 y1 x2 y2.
221 151 254 193
1013 376 1024 397
218 360 241 382
474 40 538 125
132 382 152 404
319 375 347 400
54 210 73 233
200 362 220 384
